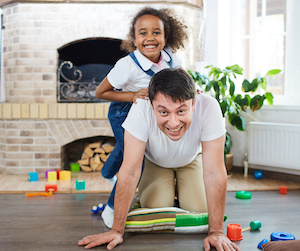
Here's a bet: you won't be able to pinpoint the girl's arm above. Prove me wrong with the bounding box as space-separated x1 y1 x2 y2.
96 77 149 103
95 77 135 102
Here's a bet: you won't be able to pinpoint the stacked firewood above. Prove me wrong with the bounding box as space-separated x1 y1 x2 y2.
77 142 114 172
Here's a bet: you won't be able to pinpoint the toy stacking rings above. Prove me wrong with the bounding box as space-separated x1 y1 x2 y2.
236 191 252 199
270 231 295 241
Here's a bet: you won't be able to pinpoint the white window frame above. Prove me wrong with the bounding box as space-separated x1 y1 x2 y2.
203 0 300 107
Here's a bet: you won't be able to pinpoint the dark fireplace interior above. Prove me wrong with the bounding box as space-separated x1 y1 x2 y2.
61 136 116 171
57 38 127 102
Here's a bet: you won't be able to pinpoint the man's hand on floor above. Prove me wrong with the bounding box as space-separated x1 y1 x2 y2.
203 231 241 251
78 228 123 250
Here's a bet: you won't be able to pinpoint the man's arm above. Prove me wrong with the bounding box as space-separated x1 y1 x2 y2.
78 131 146 250
201 135 240 251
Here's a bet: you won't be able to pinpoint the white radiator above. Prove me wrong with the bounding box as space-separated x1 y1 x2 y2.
248 122 300 170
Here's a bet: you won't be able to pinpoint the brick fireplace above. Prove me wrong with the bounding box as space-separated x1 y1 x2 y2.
0 0 204 174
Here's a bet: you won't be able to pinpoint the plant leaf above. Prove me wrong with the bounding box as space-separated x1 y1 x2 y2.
250 95 265 111
213 81 220 100
242 79 251 92
250 78 259 92
235 95 248 111
226 64 243 75
220 100 228 117
260 77 267 90
229 78 235 96
229 114 247 131
265 69 281 77
265 92 274 106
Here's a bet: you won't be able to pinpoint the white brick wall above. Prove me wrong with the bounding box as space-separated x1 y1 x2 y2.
0 119 113 174
2 2 203 103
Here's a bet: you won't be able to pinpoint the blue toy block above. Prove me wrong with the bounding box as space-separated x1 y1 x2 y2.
27 172 38 182
76 179 85 190
254 170 263 179
257 238 268 249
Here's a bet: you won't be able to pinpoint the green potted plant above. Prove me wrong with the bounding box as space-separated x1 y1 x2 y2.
188 65 281 171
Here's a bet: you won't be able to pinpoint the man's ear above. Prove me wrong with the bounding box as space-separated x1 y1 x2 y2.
192 98 196 112
150 102 154 111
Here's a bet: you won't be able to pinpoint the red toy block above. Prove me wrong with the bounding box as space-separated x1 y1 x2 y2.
280 186 287 194
45 184 58 192
56 170 62 180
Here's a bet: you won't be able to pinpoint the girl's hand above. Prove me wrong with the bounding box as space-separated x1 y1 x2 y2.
133 88 148 104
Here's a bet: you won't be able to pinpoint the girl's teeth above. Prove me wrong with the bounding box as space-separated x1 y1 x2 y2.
145 45 155 49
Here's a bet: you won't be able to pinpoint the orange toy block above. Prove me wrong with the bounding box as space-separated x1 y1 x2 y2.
48 171 57 181
45 184 58 192
280 186 287 194
59 170 71 180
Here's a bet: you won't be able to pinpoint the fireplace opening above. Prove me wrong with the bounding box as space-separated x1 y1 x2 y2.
57 38 127 103
61 136 116 171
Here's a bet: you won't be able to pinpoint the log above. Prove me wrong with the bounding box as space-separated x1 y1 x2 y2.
77 158 89 165
84 146 94 157
94 148 105 154
102 144 114 153
89 142 101 149
93 155 101 164
96 162 104 171
100 153 109 162
78 142 115 172
80 165 92 172
90 158 99 171
81 153 89 160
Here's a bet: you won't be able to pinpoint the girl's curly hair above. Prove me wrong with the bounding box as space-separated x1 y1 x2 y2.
121 7 188 53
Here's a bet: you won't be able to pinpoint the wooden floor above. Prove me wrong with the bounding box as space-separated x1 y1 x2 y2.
0 171 300 194
0 191 299 251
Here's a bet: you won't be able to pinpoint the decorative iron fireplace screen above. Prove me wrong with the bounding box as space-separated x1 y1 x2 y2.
57 38 126 103
58 61 105 103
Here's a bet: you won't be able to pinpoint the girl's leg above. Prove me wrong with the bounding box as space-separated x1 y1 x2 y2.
138 158 175 208
175 154 208 212
102 159 144 228
101 102 130 179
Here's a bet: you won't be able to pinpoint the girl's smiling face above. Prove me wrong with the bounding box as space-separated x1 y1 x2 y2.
133 15 166 63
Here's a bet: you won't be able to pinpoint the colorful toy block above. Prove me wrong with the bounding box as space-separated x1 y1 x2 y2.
27 172 38 182
70 163 80 172
45 184 58 192
76 179 85 190
280 186 287 194
48 171 57 181
56 170 62 179
60 170 71 180
45 169 55 178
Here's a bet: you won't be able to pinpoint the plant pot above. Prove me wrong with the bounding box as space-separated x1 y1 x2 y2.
225 153 233 173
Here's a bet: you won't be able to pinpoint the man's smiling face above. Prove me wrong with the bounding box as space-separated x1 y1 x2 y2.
151 92 195 141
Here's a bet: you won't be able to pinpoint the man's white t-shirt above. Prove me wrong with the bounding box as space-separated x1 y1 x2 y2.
107 48 182 92
122 93 226 168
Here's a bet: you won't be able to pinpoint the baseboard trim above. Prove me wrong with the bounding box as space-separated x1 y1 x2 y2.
231 165 300 183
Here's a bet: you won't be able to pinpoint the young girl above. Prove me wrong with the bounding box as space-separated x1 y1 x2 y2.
95 7 188 228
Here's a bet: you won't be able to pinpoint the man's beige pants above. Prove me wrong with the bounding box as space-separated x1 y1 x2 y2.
138 154 208 213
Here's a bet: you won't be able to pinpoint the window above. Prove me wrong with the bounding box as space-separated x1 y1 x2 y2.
239 0 286 95
205 0 300 105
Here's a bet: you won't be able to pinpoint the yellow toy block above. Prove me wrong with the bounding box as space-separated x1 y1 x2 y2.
48 171 57 181
59 170 71 180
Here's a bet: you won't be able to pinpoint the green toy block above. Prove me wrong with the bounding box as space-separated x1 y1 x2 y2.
70 163 80 172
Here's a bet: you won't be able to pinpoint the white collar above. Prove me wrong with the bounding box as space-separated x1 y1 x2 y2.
133 49 171 71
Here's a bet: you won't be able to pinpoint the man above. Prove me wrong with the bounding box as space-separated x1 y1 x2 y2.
78 68 240 251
